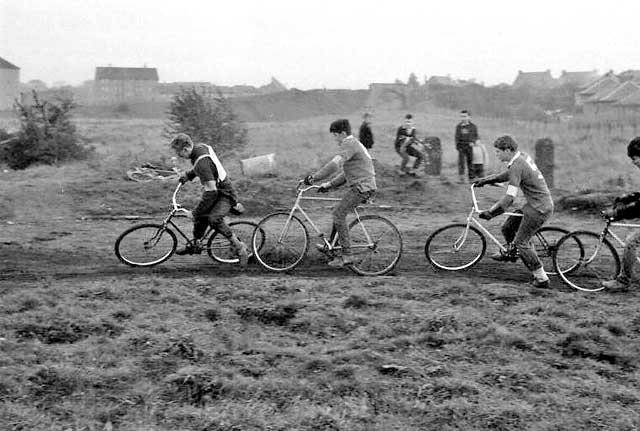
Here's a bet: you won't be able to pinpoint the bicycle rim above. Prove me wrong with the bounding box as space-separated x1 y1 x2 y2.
425 224 486 271
347 215 403 276
207 221 265 264
533 226 569 276
554 231 620 292
114 223 177 267
252 212 308 272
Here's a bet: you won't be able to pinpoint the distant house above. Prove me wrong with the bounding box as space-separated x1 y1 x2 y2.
583 81 640 116
512 70 557 89
92 66 159 105
557 70 599 87
0 56 20 110
618 69 640 82
615 90 640 115
427 75 459 87
575 75 620 106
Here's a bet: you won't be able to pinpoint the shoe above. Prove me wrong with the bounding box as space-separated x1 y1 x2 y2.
176 241 203 255
327 256 354 267
601 279 630 291
489 250 519 263
529 278 550 289
234 242 249 269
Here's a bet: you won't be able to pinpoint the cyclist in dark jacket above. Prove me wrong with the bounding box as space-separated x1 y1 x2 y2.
601 136 640 291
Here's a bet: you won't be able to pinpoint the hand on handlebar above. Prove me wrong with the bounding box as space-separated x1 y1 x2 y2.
303 175 314 185
317 182 331 193
602 208 616 220
178 174 189 185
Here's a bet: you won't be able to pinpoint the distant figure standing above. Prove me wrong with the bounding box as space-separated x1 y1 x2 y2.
470 140 489 179
395 114 421 176
359 112 374 150
455 109 480 183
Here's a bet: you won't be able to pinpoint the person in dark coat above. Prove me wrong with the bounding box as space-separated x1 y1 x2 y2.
359 112 374 150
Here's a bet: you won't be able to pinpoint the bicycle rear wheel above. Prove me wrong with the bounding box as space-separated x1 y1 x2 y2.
553 230 620 292
347 215 403 276
532 226 569 276
114 223 177 267
252 212 309 272
424 223 486 271
207 221 265 264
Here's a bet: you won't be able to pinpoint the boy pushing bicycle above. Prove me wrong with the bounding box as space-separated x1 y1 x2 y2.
473 135 554 288
601 137 640 291
169 133 249 268
303 119 377 267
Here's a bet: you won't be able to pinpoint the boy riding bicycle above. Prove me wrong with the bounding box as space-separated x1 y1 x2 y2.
473 135 554 288
303 119 377 267
601 136 640 291
170 133 249 268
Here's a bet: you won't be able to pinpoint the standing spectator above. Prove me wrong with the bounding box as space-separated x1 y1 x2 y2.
470 139 489 180
359 112 374 150
455 109 480 183
395 114 417 175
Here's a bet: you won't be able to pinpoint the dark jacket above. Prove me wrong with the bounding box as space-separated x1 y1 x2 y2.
395 126 416 151
455 121 479 148
359 122 374 149
613 192 640 220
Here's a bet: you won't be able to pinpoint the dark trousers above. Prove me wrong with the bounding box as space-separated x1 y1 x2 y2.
331 187 375 255
193 195 233 240
501 205 552 271
457 145 473 179
470 163 484 179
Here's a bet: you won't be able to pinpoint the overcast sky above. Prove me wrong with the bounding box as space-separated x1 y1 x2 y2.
2 0 639 89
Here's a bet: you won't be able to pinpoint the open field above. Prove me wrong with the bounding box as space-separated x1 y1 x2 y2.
1 112 640 430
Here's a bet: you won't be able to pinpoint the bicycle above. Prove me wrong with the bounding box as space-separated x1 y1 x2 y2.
552 212 640 292
424 184 570 274
114 182 264 267
251 183 403 276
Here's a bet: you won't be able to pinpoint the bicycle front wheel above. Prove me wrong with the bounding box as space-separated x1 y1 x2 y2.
532 226 569 276
252 212 309 272
424 223 486 271
347 215 403 276
114 223 177 267
553 230 620 292
207 221 265 264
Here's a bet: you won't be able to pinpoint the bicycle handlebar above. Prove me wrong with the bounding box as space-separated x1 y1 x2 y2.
171 182 191 216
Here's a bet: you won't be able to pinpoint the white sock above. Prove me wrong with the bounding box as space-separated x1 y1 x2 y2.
532 267 548 282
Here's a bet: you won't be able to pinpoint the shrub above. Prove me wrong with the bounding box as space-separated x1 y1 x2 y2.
163 87 248 154
0 91 91 169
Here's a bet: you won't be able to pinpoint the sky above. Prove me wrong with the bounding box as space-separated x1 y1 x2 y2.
2 0 640 89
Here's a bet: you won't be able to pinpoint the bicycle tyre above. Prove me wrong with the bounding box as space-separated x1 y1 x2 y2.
424 223 486 271
252 212 309 272
533 226 570 276
207 221 265 264
553 230 620 292
347 215 403 276
114 223 177 267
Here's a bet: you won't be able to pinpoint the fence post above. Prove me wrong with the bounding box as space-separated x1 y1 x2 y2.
535 138 554 188
423 136 442 176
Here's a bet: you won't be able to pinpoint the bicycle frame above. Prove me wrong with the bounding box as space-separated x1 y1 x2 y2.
601 219 640 248
456 184 523 253
278 184 371 251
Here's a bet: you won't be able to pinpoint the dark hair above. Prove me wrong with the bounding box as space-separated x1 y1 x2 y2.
461 109 471 116
628 136 640 158
405 114 413 119
329 119 351 135
493 135 518 151
170 133 193 150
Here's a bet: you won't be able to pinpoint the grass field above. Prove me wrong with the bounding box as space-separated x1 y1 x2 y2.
1 110 639 430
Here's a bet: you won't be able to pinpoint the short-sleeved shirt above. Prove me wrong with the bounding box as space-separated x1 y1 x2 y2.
339 135 376 192
508 151 553 213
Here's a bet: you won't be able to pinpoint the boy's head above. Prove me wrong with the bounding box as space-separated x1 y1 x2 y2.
460 110 471 122
404 114 413 127
363 112 371 121
329 119 351 137
493 135 518 162
170 133 194 158
628 136 640 168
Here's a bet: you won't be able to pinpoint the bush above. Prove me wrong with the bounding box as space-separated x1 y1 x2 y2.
0 91 91 169
163 87 248 154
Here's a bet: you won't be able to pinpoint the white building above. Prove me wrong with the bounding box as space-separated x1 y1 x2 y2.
0 56 20 110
